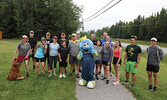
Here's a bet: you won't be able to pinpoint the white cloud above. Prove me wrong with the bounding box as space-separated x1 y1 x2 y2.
73 0 167 32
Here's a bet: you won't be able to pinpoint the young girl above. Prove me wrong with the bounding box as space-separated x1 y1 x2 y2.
13 35 31 77
113 40 122 85
94 40 102 80
34 37 47 77
101 41 113 84
48 36 60 77
58 40 69 78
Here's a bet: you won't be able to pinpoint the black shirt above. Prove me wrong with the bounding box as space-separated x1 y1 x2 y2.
58 47 69 60
58 38 69 47
28 37 37 50
46 38 53 53
91 39 97 45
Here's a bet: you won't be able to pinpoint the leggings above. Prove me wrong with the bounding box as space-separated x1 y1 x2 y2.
49 56 58 70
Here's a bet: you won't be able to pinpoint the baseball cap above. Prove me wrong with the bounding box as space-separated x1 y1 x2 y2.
46 32 50 36
53 36 58 39
151 37 157 42
22 35 28 39
72 33 76 37
29 30 34 34
61 33 66 36
41 37 46 41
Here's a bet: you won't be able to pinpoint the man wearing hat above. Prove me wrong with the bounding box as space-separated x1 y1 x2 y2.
146 37 164 92
68 33 80 78
28 31 37 71
45 32 53 72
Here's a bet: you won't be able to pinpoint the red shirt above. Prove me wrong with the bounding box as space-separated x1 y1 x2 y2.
114 46 120 58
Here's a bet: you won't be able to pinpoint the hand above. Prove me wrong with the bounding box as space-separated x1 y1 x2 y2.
60 59 62 62
13 57 16 60
123 60 126 65
66 59 68 62
135 63 138 68
30 49 33 52
24 56 28 59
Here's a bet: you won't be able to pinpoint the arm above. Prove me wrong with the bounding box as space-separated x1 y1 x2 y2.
13 48 19 59
108 48 113 65
49 47 51 57
116 47 122 66
33 44 39 56
135 53 141 68
123 52 127 65
159 48 164 61
66 54 70 62
58 53 62 62
44 45 47 54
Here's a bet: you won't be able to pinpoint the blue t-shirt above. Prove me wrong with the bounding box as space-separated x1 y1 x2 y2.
35 44 45 58
102 42 113 47
49 43 60 56
100 39 111 44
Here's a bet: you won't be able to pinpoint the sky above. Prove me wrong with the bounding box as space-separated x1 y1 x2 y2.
72 0 167 32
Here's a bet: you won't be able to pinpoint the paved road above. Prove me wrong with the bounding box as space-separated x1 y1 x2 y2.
76 72 136 100
112 42 167 56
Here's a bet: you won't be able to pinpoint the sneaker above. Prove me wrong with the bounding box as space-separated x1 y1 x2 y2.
79 69 82 73
26 74 29 77
129 84 135 88
59 74 63 78
147 85 152 90
113 81 120 85
77 74 80 78
33 69 36 72
106 80 109 84
95 75 99 80
68 73 72 76
152 87 157 92
62 74 66 78
98 71 101 75
43 74 45 77
110 73 112 77
122 80 129 85
101 77 107 80
53 73 57 76
37 74 41 77
48 73 52 78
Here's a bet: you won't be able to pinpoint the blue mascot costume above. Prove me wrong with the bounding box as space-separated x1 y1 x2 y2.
77 36 98 89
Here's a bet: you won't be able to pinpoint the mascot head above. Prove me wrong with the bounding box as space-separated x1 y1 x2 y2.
79 36 94 53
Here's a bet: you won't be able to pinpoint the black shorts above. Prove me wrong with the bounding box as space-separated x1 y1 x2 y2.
102 61 111 66
69 56 79 65
59 60 67 68
146 64 159 73
113 57 121 65
35 58 45 62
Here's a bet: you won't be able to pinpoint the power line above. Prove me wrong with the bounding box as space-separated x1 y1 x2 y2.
85 0 114 21
84 0 122 23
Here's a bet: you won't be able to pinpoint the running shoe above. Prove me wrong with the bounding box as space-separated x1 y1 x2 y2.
53 73 57 76
63 74 66 78
113 81 120 85
106 80 109 84
101 77 107 80
59 74 63 78
122 80 129 85
152 87 157 93
48 73 52 78
129 84 135 88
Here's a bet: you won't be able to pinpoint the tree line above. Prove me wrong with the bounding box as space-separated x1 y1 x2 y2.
93 8 167 42
0 0 82 39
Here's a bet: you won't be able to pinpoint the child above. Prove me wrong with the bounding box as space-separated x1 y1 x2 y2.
48 36 60 77
58 40 69 78
94 40 102 80
34 37 47 77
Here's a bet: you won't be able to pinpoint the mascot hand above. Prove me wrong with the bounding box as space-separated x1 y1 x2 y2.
91 49 98 57
77 51 83 60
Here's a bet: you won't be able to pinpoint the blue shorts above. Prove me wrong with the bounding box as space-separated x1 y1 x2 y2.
95 60 101 64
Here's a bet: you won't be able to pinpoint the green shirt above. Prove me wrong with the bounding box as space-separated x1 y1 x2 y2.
125 45 142 62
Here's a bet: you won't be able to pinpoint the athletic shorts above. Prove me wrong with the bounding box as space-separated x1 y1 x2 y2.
146 64 159 73
35 57 45 62
102 60 111 66
125 61 137 73
69 55 79 65
18 55 30 63
95 60 101 64
113 57 121 65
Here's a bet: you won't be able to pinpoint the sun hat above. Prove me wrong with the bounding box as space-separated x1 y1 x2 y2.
151 37 157 42
72 33 76 37
22 35 28 39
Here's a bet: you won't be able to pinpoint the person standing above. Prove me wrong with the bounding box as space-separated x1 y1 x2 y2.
91 33 97 45
68 33 80 78
112 40 122 85
101 41 113 84
146 38 164 92
45 32 53 72
34 37 47 77
100 32 111 44
13 35 31 77
102 36 113 48
48 36 60 77
94 40 102 80
58 40 69 78
76 33 82 73
123 37 142 88
28 30 37 71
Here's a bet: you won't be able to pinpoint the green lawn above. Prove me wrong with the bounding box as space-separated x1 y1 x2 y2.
0 39 76 100
112 48 167 100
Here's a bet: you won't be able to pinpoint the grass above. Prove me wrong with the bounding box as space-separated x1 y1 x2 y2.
0 39 77 100
112 47 167 100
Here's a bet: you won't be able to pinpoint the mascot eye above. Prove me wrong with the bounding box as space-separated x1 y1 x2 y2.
87 43 89 45
84 43 87 46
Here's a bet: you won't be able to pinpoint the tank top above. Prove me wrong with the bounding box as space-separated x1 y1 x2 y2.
114 46 120 58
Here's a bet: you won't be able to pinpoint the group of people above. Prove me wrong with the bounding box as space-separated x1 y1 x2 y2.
13 31 164 92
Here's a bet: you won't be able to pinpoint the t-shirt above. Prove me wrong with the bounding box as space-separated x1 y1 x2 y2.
58 47 69 60
49 43 60 56
125 45 142 62
100 39 111 44
101 47 113 62
58 38 69 47
148 47 158 66
94 45 102 60
17 42 31 56
102 42 113 47
28 37 37 50
91 39 97 45
35 44 46 58
45 38 53 54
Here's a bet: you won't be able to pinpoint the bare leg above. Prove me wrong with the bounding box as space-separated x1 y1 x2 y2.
95 64 99 74
54 68 56 74
63 68 65 75
147 71 152 85
70 64 75 73
132 73 136 84
41 62 45 74
153 73 158 87
106 66 110 80
126 72 129 81
36 62 40 74
77 64 79 74
103 65 106 77
60 67 62 75
25 60 29 73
